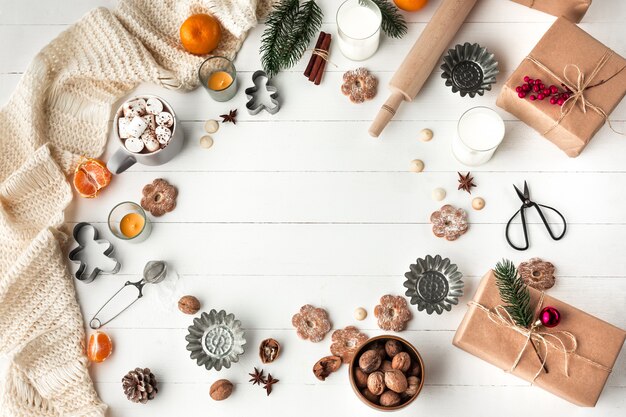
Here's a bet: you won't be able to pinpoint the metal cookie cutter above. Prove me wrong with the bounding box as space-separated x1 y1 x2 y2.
68 222 121 283
245 70 280 115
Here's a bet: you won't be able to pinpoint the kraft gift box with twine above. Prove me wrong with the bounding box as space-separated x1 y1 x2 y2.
496 17 626 157
511 0 592 23
453 270 625 407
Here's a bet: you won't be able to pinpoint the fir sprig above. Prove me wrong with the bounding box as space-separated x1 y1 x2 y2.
494 259 533 328
260 0 323 78
367 0 408 39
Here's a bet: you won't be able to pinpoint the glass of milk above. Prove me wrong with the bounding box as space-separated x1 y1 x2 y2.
452 107 506 166
336 0 382 61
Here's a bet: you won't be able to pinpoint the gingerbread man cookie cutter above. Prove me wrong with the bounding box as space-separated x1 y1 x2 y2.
68 222 121 283
245 70 280 115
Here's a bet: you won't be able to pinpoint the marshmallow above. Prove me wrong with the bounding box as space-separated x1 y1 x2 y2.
146 97 164 115
142 114 156 131
144 137 161 152
124 137 145 153
123 98 147 118
118 117 131 139
127 116 148 138
156 111 174 128
155 125 172 145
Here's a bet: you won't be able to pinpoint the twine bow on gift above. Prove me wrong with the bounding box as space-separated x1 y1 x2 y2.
469 292 612 382
525 50 626 136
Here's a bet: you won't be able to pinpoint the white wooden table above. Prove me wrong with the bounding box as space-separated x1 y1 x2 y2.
1 0 625 415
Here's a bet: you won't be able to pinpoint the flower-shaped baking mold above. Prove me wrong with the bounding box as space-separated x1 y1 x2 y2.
185 309 246 371
403 255 464 315
441 42 499 98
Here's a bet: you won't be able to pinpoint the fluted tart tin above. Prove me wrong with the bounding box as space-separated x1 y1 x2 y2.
185 309 246 371
441 42 499 97
403 255 464 315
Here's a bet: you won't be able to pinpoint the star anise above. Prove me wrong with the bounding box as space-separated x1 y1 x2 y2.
220 109 237 124
263 373 279 396
457 172 476 194
248 367 266 386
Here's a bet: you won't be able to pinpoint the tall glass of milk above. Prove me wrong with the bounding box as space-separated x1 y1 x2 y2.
336 0 382 61
452 107 506 166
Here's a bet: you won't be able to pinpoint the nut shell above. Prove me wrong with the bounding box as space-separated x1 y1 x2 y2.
380 360 394 372
380 390 401 407
359 349 382 373
313 355 342 381
259 338 281 364
178 295 200 315
355 367 369 388
361 388 380 404
384 370 408 393
384 340 403 357
367 371 385 396
209 379 233 401
404 376 420 398
391 352 411 373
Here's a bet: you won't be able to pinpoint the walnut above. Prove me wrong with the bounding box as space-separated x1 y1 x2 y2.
209 379 233 401
365 371 384 396
330 326 368 363
391 352 411 373
361 388 380 404
380 360 394 372
372 342 387 360
313 355 342 381
178 295 200 314
379 390 401 407
358 349 382 373
354 367 369 388
259 338 281 364
384 340 403 357
374 295 412 332
408 362 421 377
292 304 332 343
384 370 408 393
403 376 420 398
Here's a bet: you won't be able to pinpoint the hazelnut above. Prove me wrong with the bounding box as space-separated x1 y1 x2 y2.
313 355 342 381
380 360 394 372
366 371 385 396
384 340 403 357
384 370 408 394
380 390 401 407
359 349 381 373
391 352 411 373
209 379 233 401
354 367 369 388
408 362 421 377
361 388 380 404
178 295 200 315
404 376 420 398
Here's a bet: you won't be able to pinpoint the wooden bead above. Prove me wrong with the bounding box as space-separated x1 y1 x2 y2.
204 119 219 133
418 128 433 142
409 159 424 172
200 135 214 149
354 307 367 321
472 197 485 210
431 188 446 201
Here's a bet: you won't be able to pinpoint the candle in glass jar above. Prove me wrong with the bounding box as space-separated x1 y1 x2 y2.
452 107 505 166
336 0 382 61
120 212 145 238
208 71 233 91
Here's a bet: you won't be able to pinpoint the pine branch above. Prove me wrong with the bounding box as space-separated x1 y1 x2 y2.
494 259 533 328
260 0 300 78
260 0 322 78
368 0 407 39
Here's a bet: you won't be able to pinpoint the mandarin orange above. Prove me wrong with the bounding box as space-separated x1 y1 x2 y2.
393 0 428 12
180 13 222 55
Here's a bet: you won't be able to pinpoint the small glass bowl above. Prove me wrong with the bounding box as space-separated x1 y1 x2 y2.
108 201 151 242
198 56 238 102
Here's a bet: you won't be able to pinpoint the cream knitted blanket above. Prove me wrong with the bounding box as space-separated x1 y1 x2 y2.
0 1 271 416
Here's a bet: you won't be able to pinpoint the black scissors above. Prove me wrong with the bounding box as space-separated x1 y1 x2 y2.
505 181 567 251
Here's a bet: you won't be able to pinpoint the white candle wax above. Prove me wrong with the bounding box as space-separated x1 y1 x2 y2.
336 0 381 61
452 107 505 166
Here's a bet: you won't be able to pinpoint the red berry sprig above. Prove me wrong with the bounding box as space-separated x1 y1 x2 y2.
515 75 572 106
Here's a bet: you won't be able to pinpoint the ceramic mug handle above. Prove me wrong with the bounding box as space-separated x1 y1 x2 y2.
107 148 136 174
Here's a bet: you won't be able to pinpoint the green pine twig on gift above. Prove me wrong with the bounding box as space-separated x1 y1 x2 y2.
494 259 533 328
366 0 407 39
260 0 323 78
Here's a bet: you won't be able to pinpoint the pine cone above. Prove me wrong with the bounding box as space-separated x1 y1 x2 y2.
122 367 158 404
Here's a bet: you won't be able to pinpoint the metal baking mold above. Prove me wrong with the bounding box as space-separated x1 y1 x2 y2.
440 42 499 98
403 254 463 315
68 222 121 283
245 70 280 115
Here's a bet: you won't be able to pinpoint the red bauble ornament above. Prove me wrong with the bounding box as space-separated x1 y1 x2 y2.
539 306 561 328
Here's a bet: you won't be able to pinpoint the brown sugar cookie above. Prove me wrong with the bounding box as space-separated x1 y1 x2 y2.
374 295 412 332
330 326 368 363
141 178 177 217
292 304 332 343
341 68 378 104
518 258 556 290
430 204 468 241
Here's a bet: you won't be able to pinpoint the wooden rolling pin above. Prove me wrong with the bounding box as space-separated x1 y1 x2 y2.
369 0 478 137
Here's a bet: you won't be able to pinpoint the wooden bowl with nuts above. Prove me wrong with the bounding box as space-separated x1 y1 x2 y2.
349 335 425 411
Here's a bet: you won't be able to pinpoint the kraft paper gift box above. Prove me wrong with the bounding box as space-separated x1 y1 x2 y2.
511 0 592 23
496 17 626 157
453 270 625 407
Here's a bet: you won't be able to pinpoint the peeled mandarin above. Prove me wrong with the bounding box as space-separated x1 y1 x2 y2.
87 331 113 363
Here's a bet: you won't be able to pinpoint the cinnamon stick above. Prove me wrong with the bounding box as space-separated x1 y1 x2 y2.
304 31 326 78
309 33 331 82
313 34 331 85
